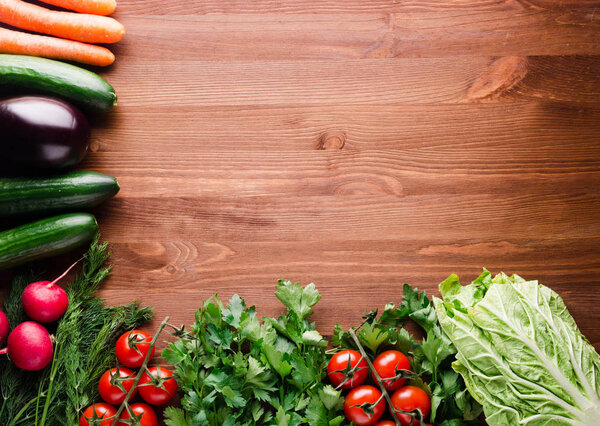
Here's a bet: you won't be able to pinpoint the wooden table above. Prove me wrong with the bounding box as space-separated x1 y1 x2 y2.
81 1 599 351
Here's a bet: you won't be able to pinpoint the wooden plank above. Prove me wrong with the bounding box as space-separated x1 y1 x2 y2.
111 10 600 60
93 192 600 242
117 0 600 15
88 102 600 152
101 56 600 107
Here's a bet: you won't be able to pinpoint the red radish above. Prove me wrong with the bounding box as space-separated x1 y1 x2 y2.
22 259 79 323
0 311 8 346
0 321 53 370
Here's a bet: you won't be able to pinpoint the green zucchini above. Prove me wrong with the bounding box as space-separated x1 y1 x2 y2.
0 54 116 112
0 171 120 218
0 213 98 270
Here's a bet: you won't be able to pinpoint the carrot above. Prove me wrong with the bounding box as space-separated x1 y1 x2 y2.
38 0 117 16
0 27 115 66
0 0 125 44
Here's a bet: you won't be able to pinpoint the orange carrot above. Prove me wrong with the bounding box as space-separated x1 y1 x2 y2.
0 27 115 66
38 0 117 16
0 0 125 44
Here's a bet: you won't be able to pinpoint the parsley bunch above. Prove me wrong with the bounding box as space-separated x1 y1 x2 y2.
332 284 482 425
163 280 345 426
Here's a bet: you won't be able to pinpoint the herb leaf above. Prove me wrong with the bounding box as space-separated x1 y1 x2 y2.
163 280 343 425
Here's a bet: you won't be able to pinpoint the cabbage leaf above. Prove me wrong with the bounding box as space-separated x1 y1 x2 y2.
434 270 600 425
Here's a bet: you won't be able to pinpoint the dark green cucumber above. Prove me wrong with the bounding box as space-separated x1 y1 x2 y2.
0 54 116 112
0 171 120 218
0 213 98 270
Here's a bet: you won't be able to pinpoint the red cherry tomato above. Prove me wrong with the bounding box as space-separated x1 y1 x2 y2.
374 421 397 426
117 402 158 426
390 386 431 426
372 350 411 391
116 330 154 368
138 366 178 405
79 403 117 426
327 349 368 389
98 367 137 405
344 385 385 426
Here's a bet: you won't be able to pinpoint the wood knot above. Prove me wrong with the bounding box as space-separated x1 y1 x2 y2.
89 141 101 152
316 131 346 150
166 265 176 273
468 56 528 101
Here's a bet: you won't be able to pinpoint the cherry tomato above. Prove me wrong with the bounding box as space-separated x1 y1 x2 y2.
390 386 431 426
372 350 411 391
79 403 117 426
327 349 368 389
344 385 385 426
374 421 397 426
117 402 158 426
116 330 154 368
98 367 137 405
138 366 178 405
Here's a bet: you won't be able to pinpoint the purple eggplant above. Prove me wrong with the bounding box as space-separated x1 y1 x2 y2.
0 96 90 170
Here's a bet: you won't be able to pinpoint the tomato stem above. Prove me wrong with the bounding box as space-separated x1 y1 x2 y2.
110 316 170 426
348 328 403 426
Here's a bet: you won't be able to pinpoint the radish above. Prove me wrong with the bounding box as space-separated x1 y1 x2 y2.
0 310 8 346
22 259 79 323
0 321 53 370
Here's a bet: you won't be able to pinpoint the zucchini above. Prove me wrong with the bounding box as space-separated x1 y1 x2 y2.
0 55 116 112
0 171 120 218
0 213 98 270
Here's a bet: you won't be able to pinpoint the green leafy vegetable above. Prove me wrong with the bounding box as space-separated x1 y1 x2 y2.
162 280 344 425
0 237 152 425
434 270 600 425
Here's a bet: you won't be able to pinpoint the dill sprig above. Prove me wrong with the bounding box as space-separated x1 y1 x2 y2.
0 236 153 425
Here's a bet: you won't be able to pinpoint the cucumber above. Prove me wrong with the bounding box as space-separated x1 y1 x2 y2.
0 213 98 270
0 171 120 218
0 54 116 112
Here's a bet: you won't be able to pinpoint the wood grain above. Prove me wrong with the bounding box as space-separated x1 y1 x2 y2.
117 0 600 15
110 9 600 60
1 0 600 368
89 103 600 151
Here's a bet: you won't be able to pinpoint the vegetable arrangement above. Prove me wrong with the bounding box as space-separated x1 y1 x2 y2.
162 275 599 425
1 44 120 271
0 4 150 425
161 281 481 425
0 5 598 424
0 0 124 66
0 239 152 425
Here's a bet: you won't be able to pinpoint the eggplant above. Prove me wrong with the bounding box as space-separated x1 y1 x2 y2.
0 96 90 170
